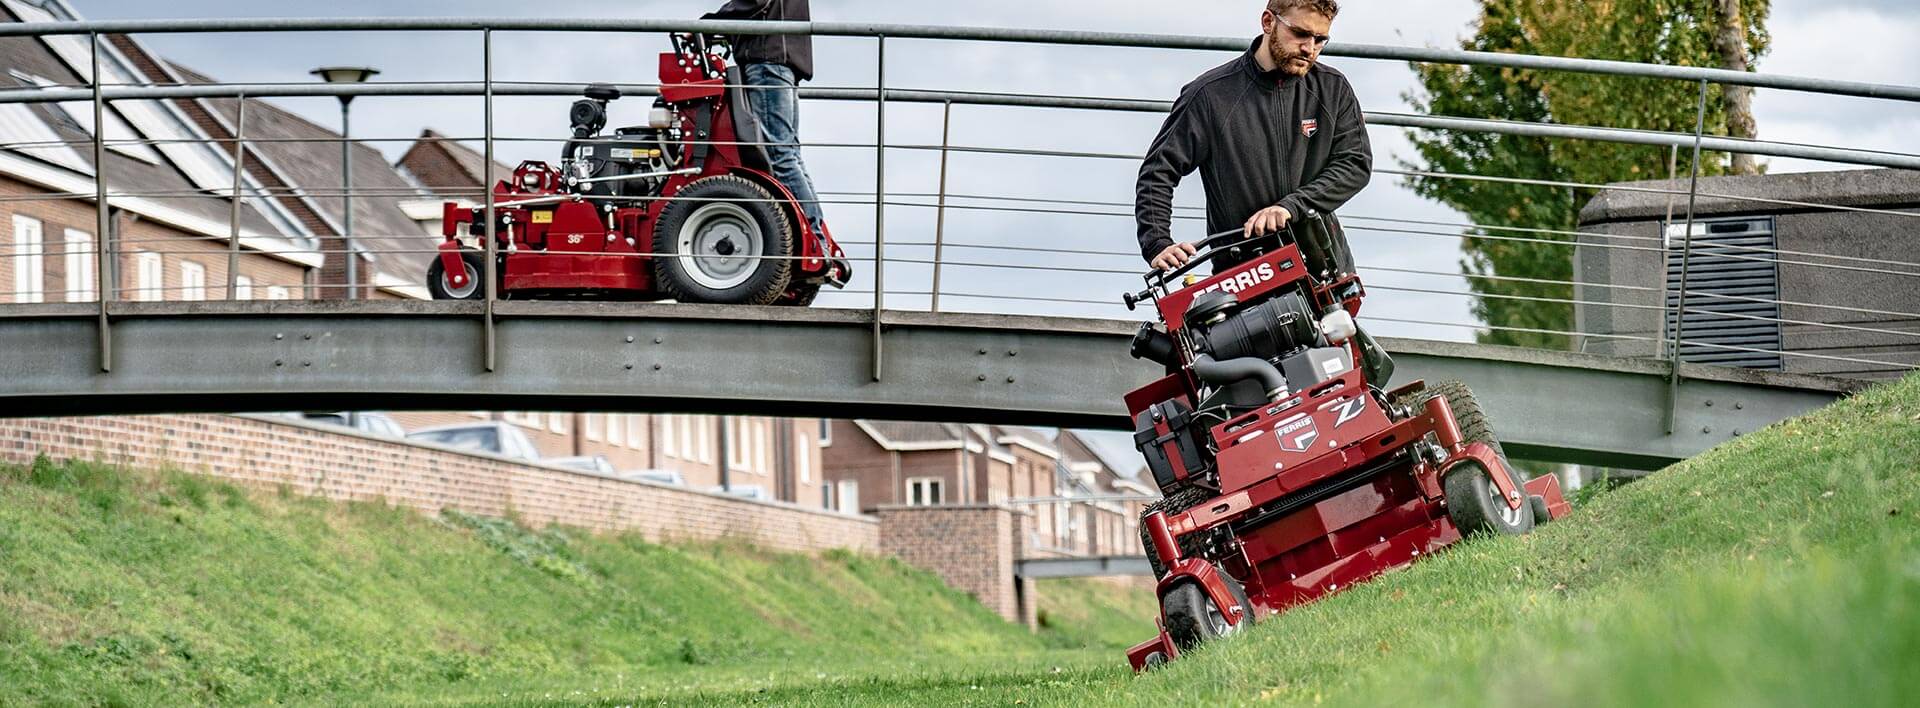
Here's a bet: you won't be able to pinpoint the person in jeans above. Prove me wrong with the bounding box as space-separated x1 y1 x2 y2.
704 0 826 232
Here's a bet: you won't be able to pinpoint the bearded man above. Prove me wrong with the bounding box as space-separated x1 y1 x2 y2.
1135 0 1370 274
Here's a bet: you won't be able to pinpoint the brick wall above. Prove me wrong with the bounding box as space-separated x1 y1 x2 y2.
877 504 1034 627
0 414 877 555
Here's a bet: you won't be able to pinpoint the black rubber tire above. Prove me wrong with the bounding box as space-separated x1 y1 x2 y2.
426 249 485 300
1394 380 1507 460
651 175 793 305
1444 459 1535 537
1530 493 1552 524
1139 486 1213 580
1142 651 1169 671
1162 567 1250 651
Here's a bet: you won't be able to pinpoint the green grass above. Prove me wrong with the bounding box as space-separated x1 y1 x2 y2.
5 373 1917 705
0 456 1147 705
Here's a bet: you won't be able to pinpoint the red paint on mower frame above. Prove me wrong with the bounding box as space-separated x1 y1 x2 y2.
433 35 849 302
1124 233 1568 673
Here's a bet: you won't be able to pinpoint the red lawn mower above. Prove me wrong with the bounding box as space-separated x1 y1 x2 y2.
1121 211 1569 671
428 32 851 305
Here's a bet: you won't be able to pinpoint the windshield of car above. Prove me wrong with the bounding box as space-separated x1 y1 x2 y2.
411 427 500 453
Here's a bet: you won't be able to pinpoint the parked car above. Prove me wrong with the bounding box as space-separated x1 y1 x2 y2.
406 422 541 462
622 469 687 486
548 455 617 475
298 411 406 439
710 484 768 501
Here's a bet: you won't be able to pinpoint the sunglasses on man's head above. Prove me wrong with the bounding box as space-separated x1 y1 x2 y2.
1270 12 1331 46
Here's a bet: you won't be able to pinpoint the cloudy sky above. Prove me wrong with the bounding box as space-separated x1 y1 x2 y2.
68 0 1920 342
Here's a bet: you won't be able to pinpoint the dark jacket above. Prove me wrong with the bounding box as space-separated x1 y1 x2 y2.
705 0 814 81
1135 37 1372 270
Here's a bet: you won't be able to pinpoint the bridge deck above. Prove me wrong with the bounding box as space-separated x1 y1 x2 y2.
0 301 1861 468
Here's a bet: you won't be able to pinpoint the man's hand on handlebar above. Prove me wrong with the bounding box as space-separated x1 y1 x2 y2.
1243 205 1294 239
1151 242 1199 271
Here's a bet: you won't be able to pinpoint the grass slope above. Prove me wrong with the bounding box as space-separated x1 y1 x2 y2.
597 372 1920 706
0 459 1146 705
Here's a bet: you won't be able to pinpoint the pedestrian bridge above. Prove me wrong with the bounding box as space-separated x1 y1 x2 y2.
0 300 1860 469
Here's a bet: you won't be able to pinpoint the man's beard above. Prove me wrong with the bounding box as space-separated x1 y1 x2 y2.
1265 32 1313 76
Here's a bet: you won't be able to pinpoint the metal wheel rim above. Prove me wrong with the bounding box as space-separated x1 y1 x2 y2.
676 202 762 290
1205 597 1234 636
1491 478 1525 527
441 260 478 299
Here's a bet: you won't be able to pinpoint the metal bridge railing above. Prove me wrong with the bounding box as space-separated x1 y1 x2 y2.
0 16 1915 410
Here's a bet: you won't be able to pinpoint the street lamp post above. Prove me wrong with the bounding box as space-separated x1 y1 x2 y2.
311 66 379 300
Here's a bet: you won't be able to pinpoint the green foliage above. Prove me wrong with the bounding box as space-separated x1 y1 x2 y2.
1404 0 1770 348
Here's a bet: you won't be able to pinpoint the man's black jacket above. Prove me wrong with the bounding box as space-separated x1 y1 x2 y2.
704 0 814 81
1135 37 1372 270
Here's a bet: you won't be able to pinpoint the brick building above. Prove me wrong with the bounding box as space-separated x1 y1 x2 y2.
823 421 1159 556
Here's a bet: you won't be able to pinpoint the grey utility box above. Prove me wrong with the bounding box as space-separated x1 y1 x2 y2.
1575 168 1920 381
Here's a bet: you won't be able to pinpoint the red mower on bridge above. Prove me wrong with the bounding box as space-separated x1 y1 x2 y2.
1121 212 1569 671
428 33 851 305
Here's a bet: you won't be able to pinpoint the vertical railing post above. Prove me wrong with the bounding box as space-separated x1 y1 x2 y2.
227 95 247 300
1666 79 1710 434
482 28 499 372
870 35 886 382
90 33 111 372
1655 142 1678 361
930 100 952 314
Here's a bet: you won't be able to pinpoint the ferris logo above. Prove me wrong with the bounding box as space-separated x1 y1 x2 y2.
1275 415 1320 453
1193 262 1277 298
1301 118 1319 137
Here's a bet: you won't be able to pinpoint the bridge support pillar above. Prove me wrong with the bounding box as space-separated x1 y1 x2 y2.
877 504 1035 629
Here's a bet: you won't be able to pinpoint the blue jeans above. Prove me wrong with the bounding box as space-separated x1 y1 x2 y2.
742 63 825 230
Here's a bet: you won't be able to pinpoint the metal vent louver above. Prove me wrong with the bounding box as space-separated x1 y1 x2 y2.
1666 217 1783 370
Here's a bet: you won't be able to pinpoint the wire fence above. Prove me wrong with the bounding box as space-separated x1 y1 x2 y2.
0 16 1913 385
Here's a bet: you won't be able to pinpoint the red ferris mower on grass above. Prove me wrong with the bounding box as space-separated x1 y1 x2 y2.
428 33 851 305
1120 211 1570 671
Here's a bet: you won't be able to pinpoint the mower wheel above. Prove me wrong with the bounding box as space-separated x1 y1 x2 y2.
1162 566 1250 651
1142 651 1169 671
1530 494 1552 524
1394 380 1507 459
1139 486 1214 579
652 175 793 305
1443 459 1535 537
426 249 485 300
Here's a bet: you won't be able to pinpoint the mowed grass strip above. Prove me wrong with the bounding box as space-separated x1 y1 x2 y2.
0 455 1142 706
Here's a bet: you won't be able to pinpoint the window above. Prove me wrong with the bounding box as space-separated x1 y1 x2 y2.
818 419 832 447
796 430 811 484
607 413 625 446
265 285 290 301
233 275 252 301
728 418 750 470
627 416 645 449
548 412 567 434
665 416 682 459
179 261 205 301
62 229 93 302
523 412 543 429
696 416 712 464
832 479 859 513
134 251 163 302
10 216 42 303
907 477 944 507
585 413 603 442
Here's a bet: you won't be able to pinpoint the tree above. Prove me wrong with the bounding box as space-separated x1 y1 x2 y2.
1403 0 1770 349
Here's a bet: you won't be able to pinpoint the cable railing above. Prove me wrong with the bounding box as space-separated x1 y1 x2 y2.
0 16 1910 396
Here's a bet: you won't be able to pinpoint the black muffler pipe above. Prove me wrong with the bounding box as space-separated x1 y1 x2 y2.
1192 354 1287 401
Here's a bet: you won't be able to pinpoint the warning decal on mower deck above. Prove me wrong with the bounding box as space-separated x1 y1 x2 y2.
532 212 554 224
